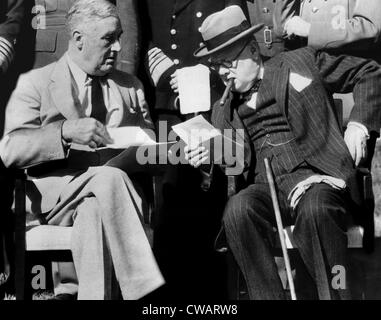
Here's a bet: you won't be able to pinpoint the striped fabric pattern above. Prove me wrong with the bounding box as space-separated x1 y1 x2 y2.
211 46 381 204
0 36 14 73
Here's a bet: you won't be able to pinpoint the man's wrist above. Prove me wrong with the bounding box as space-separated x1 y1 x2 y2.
61 120 72 149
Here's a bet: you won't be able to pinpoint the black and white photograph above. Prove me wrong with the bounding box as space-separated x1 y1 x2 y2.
1 0 381 311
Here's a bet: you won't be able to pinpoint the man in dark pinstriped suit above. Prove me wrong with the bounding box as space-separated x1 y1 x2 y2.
186 6 381 299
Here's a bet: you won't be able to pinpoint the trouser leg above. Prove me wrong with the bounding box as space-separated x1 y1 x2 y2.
71 197 112 300
293 183 350 300
223 183 286 300
49 167 164 300
52 262 78 296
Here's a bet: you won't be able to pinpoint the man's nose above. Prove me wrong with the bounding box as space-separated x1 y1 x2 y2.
111 39 121 52
218 65 229 77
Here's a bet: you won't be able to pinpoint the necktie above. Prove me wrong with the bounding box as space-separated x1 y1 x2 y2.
239 79 262 102
90 76 107 124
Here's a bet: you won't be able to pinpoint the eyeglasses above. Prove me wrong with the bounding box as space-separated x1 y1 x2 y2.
208 40 249 71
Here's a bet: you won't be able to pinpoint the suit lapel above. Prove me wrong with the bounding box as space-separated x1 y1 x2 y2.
272 61 290 120
219 94 252 176
173 0 193 14
48 55 83 120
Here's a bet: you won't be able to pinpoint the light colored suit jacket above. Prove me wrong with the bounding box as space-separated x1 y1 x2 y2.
1 53 153 214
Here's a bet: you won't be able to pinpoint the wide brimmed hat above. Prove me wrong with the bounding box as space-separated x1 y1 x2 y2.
194 5 263 58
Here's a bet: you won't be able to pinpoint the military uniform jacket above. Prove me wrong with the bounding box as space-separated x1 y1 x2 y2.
301 0 381 60
0 0 25 45
245 0 299 58
140 0 246 111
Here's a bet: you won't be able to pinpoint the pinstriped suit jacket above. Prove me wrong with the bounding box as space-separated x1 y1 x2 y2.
212 46 381 204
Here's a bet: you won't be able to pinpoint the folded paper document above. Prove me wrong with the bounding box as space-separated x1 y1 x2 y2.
172 115 221 147
106 126 158 149
70 127 159 151
172 115 242 165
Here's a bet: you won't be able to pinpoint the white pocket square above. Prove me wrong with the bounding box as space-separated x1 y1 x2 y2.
289 72 312 92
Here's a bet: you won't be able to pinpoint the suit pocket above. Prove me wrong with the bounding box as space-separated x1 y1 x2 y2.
35 30 57 52
35 0 58 12
271 140 305 174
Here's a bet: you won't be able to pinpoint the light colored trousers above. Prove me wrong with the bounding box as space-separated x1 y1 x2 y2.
46 166 164 300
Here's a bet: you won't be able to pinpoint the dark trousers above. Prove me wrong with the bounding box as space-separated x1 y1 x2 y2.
223 181 352 300
0 160 15 296
152 113 227 300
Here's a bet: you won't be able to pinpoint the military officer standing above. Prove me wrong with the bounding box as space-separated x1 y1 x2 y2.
138 0 247 299
0 0 27 299
285 0 381 61
245 0 300 58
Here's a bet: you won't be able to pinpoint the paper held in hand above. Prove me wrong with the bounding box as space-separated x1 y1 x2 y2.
70 127 163 152
172 115 221 148
172 115 242 165
177 64 211 114
105 127 158 149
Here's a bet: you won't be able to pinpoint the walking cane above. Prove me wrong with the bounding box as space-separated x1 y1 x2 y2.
264 158 297 300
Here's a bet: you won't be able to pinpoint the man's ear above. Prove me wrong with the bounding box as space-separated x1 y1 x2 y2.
72 30 84 50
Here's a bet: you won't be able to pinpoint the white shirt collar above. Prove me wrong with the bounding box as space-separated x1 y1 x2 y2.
66 53 91 90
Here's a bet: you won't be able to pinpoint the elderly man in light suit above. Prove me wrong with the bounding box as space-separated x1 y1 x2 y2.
0 0 164 300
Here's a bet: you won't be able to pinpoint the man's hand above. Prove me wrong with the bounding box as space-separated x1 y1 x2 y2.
170 71 178 93
184 144 209 168
344 124 368 166
284 16 311 38
62 118 113 149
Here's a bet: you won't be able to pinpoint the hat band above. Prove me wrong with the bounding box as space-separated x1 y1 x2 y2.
204 21 251 51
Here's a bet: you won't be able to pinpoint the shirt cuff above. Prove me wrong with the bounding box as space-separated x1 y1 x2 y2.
60 120 71 155
347 121 370 139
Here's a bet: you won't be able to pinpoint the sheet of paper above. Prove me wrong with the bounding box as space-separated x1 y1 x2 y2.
70 127 166 151
177 64 211 114
172 115 221 147
105 126 158 149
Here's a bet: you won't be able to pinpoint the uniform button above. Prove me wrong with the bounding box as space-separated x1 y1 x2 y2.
174 59 180 65
171 44 177 50
262 7 270 13
196 11 202 18
266 134 270 138
170 29 177 35
312 7 319 13
199 42 204 47
198 27 202 32
172 15 176 19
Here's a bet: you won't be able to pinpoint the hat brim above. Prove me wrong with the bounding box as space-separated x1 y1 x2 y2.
194 23 264 58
